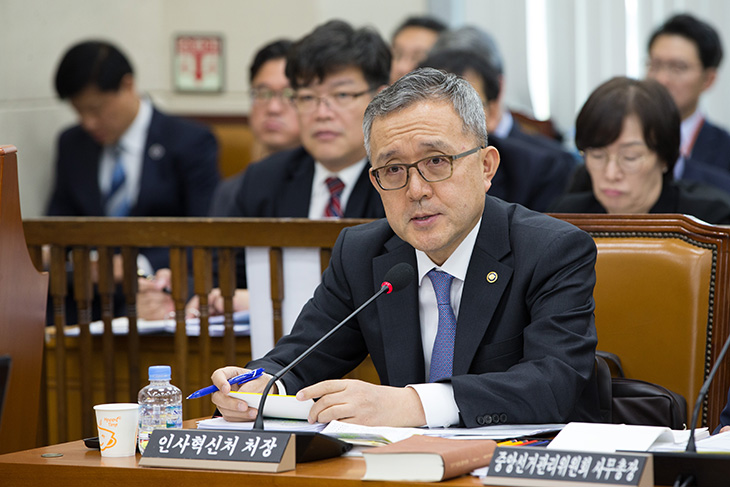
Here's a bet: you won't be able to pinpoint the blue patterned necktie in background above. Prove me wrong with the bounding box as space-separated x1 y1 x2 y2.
428 269 457 382
103 144 130 216
324 176 345 218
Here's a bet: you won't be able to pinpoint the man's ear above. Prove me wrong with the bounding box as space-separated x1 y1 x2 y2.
702 67 718 92
119 73 136 93
482 145 500 191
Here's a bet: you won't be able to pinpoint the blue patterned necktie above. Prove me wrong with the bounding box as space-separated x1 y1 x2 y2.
324 176 345 218
103 144 130 216
428 269 457 382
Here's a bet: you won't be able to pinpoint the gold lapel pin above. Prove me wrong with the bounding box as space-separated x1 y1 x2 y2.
486 271 498 283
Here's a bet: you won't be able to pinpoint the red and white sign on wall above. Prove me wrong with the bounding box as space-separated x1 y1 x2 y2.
174 34 224 92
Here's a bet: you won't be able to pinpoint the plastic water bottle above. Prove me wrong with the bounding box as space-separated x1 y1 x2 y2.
138 365 182 454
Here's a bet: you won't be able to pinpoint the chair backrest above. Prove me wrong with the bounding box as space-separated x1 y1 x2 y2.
555 213 730 428
0 146 49 453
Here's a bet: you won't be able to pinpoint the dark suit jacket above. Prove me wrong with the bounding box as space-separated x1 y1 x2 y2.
489 135 576 212
47 107 219 219
46 107 219 271
691 119 730 173
550 180 730 225
249 196 601 426
230 146 384 218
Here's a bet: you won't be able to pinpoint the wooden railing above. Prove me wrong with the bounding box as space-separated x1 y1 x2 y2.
24 217 369 444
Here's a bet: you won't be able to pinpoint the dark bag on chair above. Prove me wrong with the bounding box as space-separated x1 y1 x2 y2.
596 353 688 429
611 377 687 430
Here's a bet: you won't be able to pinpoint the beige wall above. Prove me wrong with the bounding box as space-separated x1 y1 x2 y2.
1 0 425 217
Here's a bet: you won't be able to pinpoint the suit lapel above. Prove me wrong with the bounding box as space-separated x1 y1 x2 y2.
135 108 164 216
452 198 514 376
343 162 375 217
278 151 315 217
373 236 425 386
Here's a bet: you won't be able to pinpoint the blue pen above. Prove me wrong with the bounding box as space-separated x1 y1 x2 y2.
186 368 265 399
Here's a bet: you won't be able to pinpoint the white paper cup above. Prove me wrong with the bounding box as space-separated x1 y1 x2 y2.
93 403 139 457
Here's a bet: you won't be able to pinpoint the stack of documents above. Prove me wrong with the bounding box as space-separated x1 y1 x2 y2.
51 310 250 338
547 422 712 453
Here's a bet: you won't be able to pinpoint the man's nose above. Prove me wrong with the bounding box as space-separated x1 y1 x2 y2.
405 167 432 199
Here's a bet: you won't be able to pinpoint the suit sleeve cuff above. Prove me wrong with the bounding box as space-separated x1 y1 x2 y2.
407 383 459 428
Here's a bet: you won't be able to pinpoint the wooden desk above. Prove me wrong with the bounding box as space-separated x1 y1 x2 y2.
0 421 482 487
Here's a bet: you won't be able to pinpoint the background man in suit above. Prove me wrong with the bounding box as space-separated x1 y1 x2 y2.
228 20 388 220
208 39 300 217
139 20 389 318
647 13 730 177
389 15 447 84
48 40 220 272
421 48 574 212
210 68 600 427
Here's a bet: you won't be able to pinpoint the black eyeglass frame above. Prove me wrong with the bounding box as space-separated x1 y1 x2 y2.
370 145 486 191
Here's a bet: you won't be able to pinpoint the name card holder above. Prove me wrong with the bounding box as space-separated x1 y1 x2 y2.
139 429 295 473
483 446 653 487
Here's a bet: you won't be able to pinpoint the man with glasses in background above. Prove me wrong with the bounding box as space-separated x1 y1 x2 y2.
646 13 730 186
228 19 386 220
210 68 600 428
208 39 300 217
140 20 389 318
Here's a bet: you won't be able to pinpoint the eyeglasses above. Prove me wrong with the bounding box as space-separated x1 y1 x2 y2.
581 148 652 174
371 145 485 191
250 87 295 104
646 59 701 77
293 89 372 112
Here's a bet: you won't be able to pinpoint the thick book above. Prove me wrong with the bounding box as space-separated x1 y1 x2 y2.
361 434 497 482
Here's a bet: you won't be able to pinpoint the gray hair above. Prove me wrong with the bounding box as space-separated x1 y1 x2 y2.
363 67 488 159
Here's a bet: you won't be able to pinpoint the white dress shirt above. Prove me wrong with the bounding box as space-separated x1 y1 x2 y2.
673 109 705 180
408 218 482 427
98 97 153 209
307 158 368 219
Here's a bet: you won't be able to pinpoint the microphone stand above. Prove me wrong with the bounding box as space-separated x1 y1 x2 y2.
253 282 391 430
651 330 730 487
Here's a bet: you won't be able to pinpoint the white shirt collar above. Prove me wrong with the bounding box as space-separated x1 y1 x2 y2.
493 110 513 139
118 96 153 153
415 217 482 284
680 109 704 155
309 158 368 219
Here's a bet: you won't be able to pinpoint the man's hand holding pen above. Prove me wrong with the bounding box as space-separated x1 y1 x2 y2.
210 366 278 422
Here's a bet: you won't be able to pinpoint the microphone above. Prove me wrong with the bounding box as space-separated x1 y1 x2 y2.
252 262 415 431
651 328 730 487
686 330 730 452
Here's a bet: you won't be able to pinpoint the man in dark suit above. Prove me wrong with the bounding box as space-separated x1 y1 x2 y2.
421 48 575 212
647 14 730 176
139 20 389 318
211 68 600 427
228 20 388 220
47 40 220 271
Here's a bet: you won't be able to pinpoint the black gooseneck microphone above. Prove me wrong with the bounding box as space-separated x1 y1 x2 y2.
653 330 730 487
252 262 415 431
686 333 730 453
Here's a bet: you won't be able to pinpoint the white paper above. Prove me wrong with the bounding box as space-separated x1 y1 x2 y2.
547 422 675 453
196 416 325 432
321 420 424 444
55 311 250 337
228 391 314 420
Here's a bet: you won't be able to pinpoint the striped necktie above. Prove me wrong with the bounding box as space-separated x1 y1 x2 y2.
428 269 457 382
324 176 345 218
103 144 130 216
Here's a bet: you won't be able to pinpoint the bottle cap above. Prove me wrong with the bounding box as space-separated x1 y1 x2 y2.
149 365 171 380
